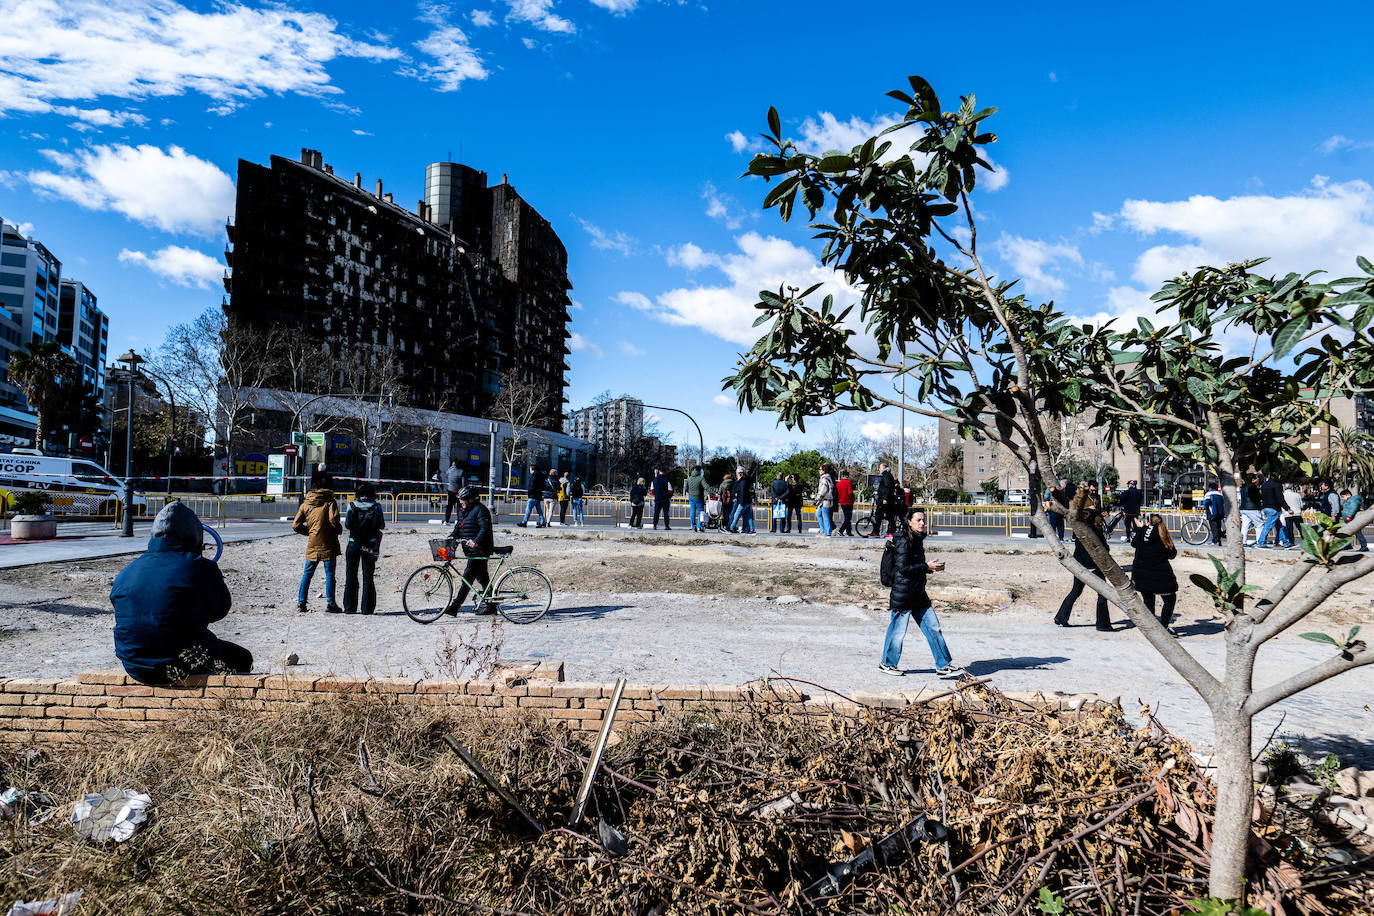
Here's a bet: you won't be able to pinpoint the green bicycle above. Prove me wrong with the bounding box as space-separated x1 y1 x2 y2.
403 539 554 625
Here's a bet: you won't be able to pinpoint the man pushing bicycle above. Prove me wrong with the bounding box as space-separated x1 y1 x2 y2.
445 486 498 616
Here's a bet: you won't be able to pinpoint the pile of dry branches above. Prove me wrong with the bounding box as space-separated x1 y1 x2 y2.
1 682 1368 915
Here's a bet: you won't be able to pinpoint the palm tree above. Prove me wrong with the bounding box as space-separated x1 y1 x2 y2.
8 341 80 450
1318 428 1374 491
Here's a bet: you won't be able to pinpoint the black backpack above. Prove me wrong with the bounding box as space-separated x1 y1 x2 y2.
350 502 382 546
879 538 896 588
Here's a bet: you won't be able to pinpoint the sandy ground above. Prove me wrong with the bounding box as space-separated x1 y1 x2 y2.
1 526 1370 762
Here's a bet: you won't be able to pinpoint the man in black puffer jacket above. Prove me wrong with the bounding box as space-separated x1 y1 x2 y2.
446 487 498 615
879 507 965 678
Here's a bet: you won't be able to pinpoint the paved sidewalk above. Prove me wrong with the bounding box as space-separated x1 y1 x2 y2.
0 520 292 569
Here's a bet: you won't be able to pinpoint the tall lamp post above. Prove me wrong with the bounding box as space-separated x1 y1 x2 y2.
639 403 705 471
116 350 144 537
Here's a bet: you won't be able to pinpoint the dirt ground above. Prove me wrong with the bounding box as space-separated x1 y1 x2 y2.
0 526 1367 629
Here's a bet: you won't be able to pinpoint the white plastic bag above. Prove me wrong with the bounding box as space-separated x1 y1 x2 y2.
72 787 151 843
5 891 82 916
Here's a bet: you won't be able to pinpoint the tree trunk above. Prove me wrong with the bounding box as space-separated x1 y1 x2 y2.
33 411 45 451
1209 705 1254 900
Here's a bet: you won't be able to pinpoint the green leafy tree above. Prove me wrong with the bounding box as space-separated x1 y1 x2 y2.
1056 455 1119 491
8 341 81 449
722 75 1374 898
758 448 829 494
1318 428 1374 491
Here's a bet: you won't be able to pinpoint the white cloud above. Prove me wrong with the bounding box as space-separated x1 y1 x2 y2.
27 144 235 237
993 234 1084 296
590 0 638 11
52 106 147 130
575 216 636 256
0 0 400 117
119 245 222 288
352 128 373 136
470 9 495 26
568 332 603 357
711 394 732 406
861 421 894 441
619 340 645 357
506 0 575 33
1318 135 1374 155
411 25 488 91
702 180 751 230
1048 71 1058 83
568 298 585 311
622 232 862 346
725 129 750 153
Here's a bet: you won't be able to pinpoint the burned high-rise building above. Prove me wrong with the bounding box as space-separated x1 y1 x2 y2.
224 149 572 423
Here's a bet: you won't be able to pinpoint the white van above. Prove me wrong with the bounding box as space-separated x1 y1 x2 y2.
0 449 147 516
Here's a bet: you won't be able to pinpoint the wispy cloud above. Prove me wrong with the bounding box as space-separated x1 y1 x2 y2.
575 216 636 256
470 9 495 26
993 234 1084 297
568 332 603 357
506 0 575 33
1318 135 1374 155
702 181 751 230
0 0 399 118
711 394 732 406
618 340 645 357
27 144 235 237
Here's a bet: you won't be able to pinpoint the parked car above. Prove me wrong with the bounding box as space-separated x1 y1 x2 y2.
0 449 147 516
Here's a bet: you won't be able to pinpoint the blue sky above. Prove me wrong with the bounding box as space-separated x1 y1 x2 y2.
2 0 1372 458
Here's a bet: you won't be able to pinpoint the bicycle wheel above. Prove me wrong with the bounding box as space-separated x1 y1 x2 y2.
1181 516 1209 546
856 514 875 537
493 567 553 624
201 524 223 563
403 565 454 624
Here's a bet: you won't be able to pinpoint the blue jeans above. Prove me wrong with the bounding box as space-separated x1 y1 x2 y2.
882 606 952 670
1258 507 1289 547
688 498 703 531
817 505 833 536
298 558 336 606
730 503 755 533
571 498 584 525
523 498 545 525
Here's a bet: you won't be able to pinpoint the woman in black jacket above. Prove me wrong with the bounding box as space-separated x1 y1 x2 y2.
628 477 647 528
1054 487 1114 631
1130 512 1179 631
880 507 965 678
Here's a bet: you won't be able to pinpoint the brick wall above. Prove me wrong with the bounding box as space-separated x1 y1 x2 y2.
0 666 1105 746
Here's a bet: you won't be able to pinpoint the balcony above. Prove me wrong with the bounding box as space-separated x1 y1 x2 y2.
222 271 232 294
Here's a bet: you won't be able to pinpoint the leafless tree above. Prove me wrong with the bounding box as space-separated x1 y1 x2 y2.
154 309 279 486
339 348 410 484
492 367 549 486
820 419 868 478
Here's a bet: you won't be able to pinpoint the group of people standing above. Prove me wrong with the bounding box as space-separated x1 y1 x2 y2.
1212 474 1369 552
510 465 588 528
292 470 387 615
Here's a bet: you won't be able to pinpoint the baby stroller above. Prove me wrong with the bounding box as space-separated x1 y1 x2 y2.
702 496 730 535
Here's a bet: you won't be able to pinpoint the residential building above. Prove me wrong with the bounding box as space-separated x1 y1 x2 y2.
58 280 109 394
1299 392 1374 466
224 149 572 425
566 397 644 454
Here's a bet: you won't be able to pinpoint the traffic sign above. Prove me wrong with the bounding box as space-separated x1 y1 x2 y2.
78 436 93 450
283 445 298 456
291 432 307 446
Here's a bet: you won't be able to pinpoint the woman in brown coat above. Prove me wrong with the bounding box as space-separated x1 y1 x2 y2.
293 470 343 613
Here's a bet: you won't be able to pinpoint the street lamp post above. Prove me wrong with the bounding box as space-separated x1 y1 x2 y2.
639 403 705 471
116 350 144 537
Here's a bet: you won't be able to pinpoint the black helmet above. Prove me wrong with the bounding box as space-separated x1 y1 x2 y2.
457 486 479 501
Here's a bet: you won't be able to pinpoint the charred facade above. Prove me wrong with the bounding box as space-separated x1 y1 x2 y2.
224 150 572 423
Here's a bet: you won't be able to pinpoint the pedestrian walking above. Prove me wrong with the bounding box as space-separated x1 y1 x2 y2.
717 471 735 526
543 468 558 525
343 481 386 615
518 465 547 528
1283 483 1304 547
1239 474 1263 545
836 472 856 536
1203 483 1226 546
786 474 806 533
816 464 836 536
1045 477 1071 540
685 466 707 532
1130 512 1178 633
1119 480 1143 540
879 507 965 678
769 471 789 533
730 466 756 534
628 477 647 528
1053 488 1113 631
293 470 343 614
444 486 498 616
651 468 674 529
443 459 463 524
1320 480 1343 520
1339 489 1370 552
570 475 586 526
1257 471 1291 548
870 462 899 538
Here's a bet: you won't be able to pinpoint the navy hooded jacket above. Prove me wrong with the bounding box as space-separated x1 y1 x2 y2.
110 537 232 684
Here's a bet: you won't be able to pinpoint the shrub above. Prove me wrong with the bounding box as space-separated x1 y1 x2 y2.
10 490 51 516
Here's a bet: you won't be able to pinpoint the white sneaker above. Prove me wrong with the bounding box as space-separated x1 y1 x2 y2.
936 665 967 680
877 664 904 676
